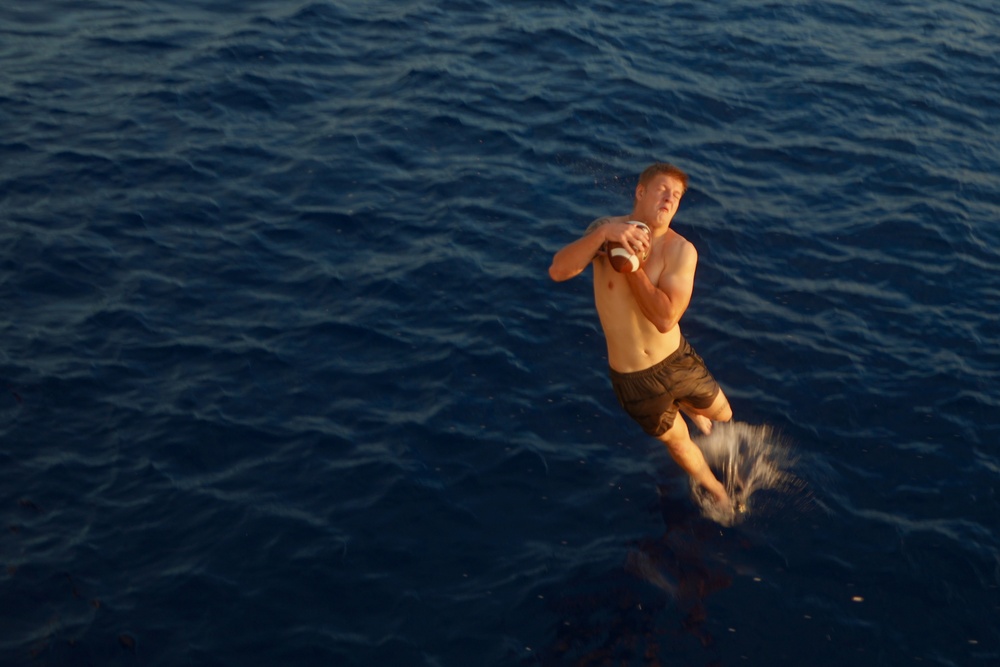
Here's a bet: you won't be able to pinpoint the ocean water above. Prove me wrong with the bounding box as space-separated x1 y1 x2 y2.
1 0 999 665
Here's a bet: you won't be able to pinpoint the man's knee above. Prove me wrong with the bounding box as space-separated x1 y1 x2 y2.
656 415 688 451
706 390 733 422
714 400 733 422
682 390 732 423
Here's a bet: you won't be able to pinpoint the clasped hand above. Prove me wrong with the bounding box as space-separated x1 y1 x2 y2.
607 221 650 255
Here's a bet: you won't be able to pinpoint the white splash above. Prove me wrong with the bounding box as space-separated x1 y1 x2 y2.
692 421 804 526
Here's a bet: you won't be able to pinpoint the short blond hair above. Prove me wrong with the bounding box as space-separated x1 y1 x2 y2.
637 163 689 194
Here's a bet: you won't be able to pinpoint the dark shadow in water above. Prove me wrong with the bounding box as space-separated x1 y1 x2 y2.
529 484 735 667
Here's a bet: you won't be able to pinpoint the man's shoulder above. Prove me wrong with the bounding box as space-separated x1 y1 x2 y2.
651 229 698 277
664 228 696 254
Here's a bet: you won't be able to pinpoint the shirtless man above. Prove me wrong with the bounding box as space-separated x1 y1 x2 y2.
549 163 734 508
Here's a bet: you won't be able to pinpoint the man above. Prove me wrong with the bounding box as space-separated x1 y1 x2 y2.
549 163 734 508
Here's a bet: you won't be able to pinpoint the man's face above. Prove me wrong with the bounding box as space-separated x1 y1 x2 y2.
636 174 685 226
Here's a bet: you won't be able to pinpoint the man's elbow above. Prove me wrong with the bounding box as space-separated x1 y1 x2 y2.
548 263 575 282
654 316 679 334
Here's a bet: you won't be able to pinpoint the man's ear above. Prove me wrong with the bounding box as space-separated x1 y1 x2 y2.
634 183 645 201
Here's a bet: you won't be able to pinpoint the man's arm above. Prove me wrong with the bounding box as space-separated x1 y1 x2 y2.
624 243 698 333
549 218 650 282
548 220 608 282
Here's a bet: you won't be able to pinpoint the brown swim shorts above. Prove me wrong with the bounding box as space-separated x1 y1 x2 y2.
608 336 721 437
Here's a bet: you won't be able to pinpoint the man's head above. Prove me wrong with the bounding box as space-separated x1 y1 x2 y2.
636 163 689 196
633 163 689 227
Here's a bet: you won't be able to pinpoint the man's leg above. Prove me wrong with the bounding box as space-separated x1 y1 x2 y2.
657 411 728 506
680 388 733 435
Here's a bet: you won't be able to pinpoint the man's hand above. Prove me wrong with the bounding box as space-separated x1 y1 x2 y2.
604 221 651 257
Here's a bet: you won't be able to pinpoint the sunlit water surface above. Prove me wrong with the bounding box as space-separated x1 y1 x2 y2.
1 1 999 665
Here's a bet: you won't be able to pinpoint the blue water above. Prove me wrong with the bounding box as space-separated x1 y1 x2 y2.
2 1 999 665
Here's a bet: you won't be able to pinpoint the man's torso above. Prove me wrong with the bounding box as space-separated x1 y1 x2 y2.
592 215 692 373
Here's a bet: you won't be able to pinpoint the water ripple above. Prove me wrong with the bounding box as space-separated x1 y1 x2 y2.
3 0 1000 664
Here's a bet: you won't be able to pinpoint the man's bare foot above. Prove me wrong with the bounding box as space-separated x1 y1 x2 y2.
703 480 729 507
690 413 713 436
693 483 738 524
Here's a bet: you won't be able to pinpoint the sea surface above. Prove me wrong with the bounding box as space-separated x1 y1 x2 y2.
2 1 999 665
